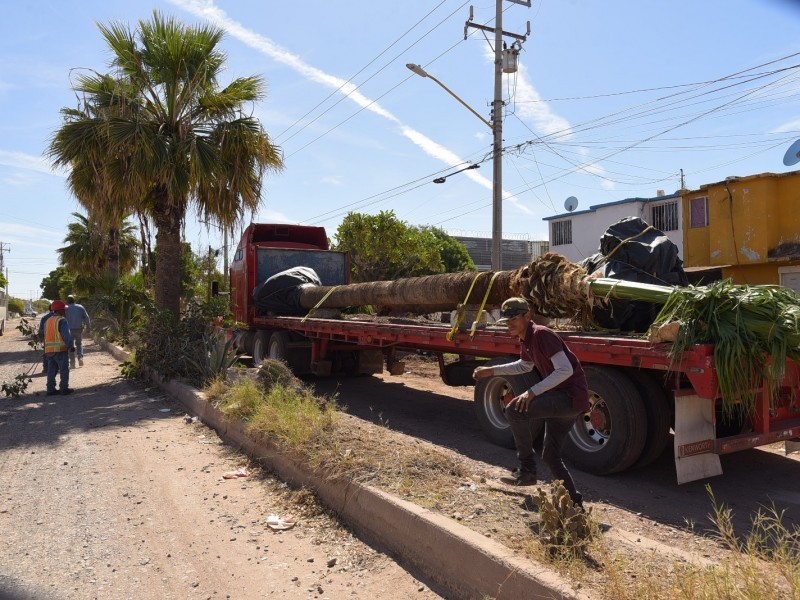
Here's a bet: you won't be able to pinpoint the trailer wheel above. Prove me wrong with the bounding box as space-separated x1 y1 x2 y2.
252 331 270 366
268 331 289 362
474 359 542 449
626 370 672 468
562 365 647 475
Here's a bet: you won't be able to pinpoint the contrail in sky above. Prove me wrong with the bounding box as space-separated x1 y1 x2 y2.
169 0 537 214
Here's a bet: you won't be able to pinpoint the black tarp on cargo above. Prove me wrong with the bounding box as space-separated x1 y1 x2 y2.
253 267 321 316
581 216 688 332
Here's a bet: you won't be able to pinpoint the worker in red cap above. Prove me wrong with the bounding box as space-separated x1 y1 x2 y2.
44 299 75 396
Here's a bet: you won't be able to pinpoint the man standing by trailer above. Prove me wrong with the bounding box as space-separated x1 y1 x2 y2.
65 295 90 368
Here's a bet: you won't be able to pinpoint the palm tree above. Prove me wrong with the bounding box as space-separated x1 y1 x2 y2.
48 11 283 315
59 212 139 278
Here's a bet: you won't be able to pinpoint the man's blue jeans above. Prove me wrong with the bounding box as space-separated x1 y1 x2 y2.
46 351 70 393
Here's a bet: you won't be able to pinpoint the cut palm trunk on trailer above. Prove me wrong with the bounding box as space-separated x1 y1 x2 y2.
297 252 590 318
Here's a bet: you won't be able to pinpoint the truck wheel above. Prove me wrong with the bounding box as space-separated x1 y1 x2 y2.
252 331 271 366
474 359 542 449
625 369 672 468
562 365 647 475
268 331 289 362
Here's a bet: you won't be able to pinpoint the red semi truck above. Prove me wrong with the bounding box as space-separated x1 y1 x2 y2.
228 223 800 484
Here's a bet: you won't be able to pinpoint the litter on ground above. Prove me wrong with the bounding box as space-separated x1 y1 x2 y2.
222 468 249 479
267 514 297 531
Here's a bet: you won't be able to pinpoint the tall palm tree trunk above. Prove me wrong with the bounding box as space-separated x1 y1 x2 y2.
106 225 120 279
153 191 184 315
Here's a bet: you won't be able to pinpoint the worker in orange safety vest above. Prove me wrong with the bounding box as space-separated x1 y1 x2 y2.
44 299 75 396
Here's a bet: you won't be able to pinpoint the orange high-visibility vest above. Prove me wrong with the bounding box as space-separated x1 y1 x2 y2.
44 315 67 353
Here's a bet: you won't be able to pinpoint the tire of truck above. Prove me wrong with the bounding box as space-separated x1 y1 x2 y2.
625 369 673 468
474 359 542 449
562 365 648 475
251 331 271 367
268 331 288 362
268 330 312 373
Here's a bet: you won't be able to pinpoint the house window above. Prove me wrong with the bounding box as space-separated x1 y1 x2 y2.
551 220 572 246
651 201 679 231
690 196 709 228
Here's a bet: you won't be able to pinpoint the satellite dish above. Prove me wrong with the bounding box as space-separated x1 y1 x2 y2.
783 139 800 166
564 196 579 212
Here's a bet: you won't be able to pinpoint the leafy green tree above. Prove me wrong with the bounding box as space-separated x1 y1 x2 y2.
8 297 24 314
420 226 476 273
0 272 7 288
332 211 444 282
179 243 223 301
48 11 283 315
40 267 75 300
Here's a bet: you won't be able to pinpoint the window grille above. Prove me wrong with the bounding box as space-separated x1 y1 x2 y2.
551 220 572 246
651 201 679 231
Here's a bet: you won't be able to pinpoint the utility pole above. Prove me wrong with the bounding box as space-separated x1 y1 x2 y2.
465 1 530 271
0 242 9 275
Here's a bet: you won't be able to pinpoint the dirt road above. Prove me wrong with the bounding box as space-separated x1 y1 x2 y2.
0 322 442 600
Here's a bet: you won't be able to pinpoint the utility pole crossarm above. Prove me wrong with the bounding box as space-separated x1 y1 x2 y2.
464 22 530 42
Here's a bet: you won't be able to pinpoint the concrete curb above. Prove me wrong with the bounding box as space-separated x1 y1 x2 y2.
97 339 588 600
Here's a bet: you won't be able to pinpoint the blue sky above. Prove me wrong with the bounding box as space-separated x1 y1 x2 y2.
2 0 800 299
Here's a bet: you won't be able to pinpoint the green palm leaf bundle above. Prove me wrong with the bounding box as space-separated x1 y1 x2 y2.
590 277 800 416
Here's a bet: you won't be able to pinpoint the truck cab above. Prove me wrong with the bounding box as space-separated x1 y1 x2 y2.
229 223 349 326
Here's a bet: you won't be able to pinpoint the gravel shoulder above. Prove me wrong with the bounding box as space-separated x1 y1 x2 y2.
0 321 442 600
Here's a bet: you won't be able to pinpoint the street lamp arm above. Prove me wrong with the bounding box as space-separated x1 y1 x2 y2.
406 64 492 130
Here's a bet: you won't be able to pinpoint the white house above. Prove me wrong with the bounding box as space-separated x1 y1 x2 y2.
543 192 683 263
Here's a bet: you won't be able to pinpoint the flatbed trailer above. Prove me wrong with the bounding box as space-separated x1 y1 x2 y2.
229 223 800 483
243 314 800 484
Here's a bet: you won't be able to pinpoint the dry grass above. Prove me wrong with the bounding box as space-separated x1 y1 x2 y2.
207 362 799 600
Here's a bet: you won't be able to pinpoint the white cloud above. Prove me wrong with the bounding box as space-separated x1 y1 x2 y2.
169 0 534 213
772 118 800 133
320 175 343 185
0 150 62 176
512 64 573 137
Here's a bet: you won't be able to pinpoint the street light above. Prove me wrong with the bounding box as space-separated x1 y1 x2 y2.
406 63 503 271
433 163 480 184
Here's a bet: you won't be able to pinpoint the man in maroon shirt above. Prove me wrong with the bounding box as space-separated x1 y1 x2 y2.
473 297 589 507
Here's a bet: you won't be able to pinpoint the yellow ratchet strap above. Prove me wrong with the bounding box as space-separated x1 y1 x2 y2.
301 286 339 323
469 271 500 338
446 271 485 342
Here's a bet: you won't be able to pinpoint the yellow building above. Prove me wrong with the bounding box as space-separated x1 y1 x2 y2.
681 170 800 291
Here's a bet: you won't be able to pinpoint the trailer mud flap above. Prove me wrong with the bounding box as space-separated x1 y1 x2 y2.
674 391 722 484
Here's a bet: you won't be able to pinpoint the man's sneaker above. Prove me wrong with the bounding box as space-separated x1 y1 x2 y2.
78 358 84 367
46 390 58 396
499 468 537 486
60 388 74 395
